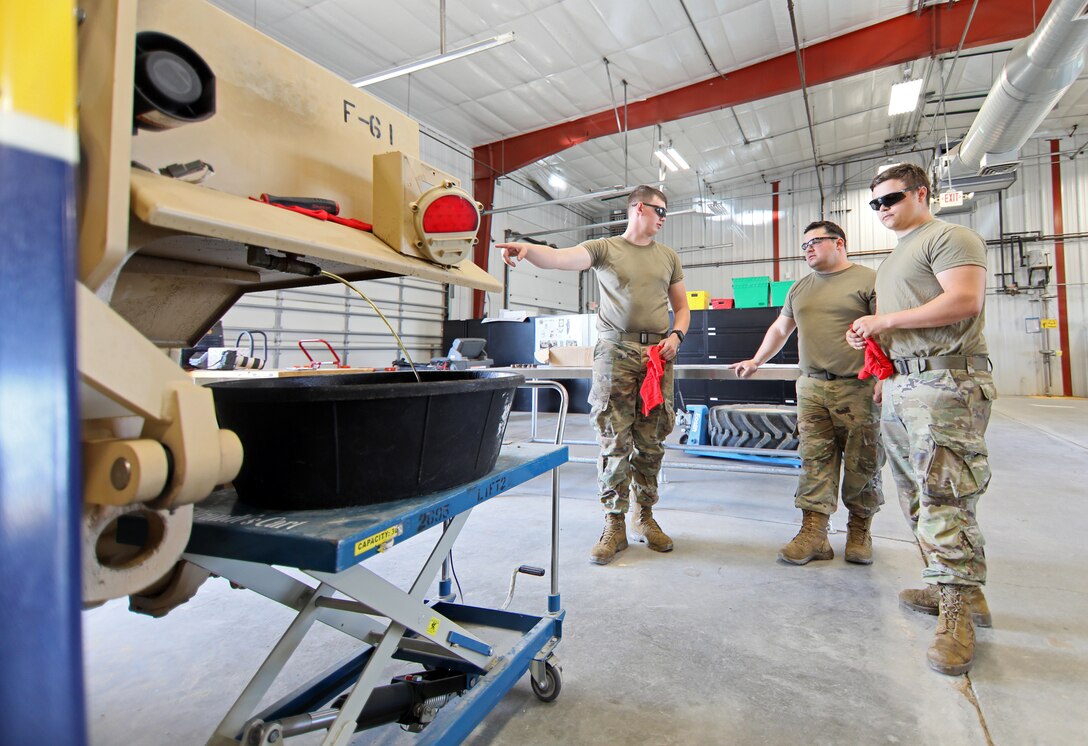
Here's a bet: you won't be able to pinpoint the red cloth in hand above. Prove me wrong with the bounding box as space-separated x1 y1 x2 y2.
858 338 894 380
641 346 666 416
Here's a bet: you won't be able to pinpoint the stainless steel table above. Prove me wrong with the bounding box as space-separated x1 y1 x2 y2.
492 364 803 476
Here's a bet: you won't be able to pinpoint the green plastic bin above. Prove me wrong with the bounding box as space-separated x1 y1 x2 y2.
770 280 795 306
732 276 770 308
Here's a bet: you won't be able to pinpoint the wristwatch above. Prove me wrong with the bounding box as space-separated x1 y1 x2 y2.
669 329 685 344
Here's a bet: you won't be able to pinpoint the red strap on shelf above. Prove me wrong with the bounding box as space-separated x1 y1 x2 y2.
249 197 373 232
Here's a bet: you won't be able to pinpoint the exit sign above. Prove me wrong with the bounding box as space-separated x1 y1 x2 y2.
939 191 964 208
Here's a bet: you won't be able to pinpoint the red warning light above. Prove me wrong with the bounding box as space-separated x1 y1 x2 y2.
421 194 479 233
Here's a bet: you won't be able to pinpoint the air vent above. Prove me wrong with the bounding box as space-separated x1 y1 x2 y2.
978 150 1020 177
979 162 1020 176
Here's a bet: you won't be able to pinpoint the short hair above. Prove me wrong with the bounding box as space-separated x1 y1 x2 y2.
627 185 667 208
802 220 846 246
870 163 931 193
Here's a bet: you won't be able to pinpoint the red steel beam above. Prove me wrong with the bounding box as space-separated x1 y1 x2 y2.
473 0 1048 182
771 181 781 283
1049 139 1073 397
472 0 1050 315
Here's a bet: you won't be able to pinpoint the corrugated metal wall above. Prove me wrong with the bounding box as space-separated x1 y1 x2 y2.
656 137 1088 396
220 119 1085 394
471 180 591 317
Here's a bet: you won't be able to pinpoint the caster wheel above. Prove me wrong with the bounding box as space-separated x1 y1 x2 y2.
531 660 562 702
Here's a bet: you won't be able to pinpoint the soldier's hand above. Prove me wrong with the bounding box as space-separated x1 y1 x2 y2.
658 336 679 362
730 359 759 378
496 243 527 268
849 314 886 345
873 379 884 405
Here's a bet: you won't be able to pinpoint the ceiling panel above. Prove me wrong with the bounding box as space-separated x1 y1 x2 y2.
206 0 1083 205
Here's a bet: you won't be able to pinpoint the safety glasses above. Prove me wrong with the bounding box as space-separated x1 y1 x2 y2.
642 203 667 218
868 189 914 211
800 236 836 253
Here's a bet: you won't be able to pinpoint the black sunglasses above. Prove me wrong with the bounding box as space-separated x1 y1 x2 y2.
868 189 914 211
643 203 667 218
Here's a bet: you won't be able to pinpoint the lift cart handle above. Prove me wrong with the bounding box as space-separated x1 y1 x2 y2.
297 338 348 369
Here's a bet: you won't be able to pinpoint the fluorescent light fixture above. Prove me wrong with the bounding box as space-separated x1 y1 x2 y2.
888 79 923 115
548 173 567 190
654 150 678 171
666 147 690 170
353 32 515 87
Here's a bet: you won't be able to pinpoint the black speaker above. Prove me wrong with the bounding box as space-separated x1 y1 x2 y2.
133 32 216 131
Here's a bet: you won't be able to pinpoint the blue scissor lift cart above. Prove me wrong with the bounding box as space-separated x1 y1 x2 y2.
181 383 571 745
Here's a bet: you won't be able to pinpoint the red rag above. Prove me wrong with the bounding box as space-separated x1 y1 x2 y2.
858 337 895 380
640 346 666 416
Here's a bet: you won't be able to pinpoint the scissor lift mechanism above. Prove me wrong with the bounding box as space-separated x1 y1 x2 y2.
177 382 569 745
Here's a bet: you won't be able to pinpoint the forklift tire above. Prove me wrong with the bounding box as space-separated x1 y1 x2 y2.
530 660 562 702
707 404 798 450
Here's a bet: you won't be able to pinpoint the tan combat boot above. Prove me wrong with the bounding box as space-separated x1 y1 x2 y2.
630 505 674 552
899 585 992 627
589 513 629 565
778 510 834 565
844 513 874 565
927 584 976 675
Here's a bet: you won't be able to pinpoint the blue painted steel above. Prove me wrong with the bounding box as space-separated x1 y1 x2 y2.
0 145 86 742
548 593 561 613
685 404 709 445
445 630 493 657
255 649 371 724
438 578 452 598
432 601 540 633
413 615 561 745
183 444 568 572
684 447 801 467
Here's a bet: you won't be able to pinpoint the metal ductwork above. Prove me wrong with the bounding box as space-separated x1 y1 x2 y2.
940 0 1088 184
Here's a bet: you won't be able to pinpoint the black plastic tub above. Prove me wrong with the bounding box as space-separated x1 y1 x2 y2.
209 370 524 510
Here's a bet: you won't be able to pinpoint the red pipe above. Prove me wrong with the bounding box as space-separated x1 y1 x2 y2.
1049 139 1073 397
771 181 781 282
471 171 497 318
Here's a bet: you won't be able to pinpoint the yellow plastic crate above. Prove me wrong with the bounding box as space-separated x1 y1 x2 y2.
687 290 709 310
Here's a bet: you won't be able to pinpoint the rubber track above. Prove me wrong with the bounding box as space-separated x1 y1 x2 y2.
707 404 799 450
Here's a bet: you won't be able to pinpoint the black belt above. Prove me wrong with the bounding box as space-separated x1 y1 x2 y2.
598 330 665 344
805 371 854 380
892 355 992 375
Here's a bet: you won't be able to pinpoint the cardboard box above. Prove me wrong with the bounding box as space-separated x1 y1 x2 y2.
548 346 594 367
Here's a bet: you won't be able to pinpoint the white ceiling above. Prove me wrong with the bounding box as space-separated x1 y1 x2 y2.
209 0 1088 205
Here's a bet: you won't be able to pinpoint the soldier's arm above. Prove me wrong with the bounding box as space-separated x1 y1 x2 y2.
731 315 796 377
496 242 592 271
852 265 985 338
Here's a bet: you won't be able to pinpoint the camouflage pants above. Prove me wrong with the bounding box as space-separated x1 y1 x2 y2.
590 339 675 514
882 370 996 586
794 376 885 517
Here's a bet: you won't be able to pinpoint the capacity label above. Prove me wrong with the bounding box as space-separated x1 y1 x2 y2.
354 525 402 556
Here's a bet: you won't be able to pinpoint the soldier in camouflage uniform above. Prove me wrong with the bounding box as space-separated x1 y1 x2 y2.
733 221 884 566
848 163 995 676
498 185 690 565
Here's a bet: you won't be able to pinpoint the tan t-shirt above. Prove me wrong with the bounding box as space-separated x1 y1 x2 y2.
782 264 876 376
582 236 684 335
876 219 988 358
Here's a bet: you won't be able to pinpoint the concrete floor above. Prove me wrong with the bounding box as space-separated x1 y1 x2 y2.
83 396 1088 745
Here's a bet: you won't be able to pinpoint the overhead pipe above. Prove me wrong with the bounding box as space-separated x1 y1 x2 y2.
947 0 1088 175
